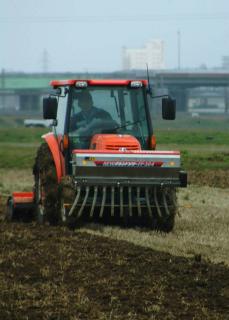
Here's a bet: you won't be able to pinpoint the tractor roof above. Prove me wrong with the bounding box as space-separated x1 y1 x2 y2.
50 79 148 88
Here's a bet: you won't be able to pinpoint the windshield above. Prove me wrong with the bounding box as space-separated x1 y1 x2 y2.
68 86 149 149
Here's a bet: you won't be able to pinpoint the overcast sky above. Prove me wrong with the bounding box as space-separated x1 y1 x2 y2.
1 0 229 72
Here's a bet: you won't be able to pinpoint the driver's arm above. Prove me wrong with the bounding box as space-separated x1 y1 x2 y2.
95 109 112 120
69 113 85 131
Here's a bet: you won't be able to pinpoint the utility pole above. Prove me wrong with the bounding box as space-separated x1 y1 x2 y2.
42 49 49 73
224 87 229 114
177 30 181 70
1 69 5 109
1 68 5 89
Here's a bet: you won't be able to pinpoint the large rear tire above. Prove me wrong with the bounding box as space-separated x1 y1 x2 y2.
33 143 61 225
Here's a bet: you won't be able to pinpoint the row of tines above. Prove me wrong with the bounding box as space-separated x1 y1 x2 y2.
68 185 174 219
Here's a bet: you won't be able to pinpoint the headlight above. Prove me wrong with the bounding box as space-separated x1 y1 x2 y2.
75 81 88 88
130 81 143 88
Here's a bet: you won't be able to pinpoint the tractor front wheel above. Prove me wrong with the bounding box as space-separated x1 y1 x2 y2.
33 143 60 225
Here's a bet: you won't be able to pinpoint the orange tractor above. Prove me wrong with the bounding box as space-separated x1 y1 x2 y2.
6 79 187 231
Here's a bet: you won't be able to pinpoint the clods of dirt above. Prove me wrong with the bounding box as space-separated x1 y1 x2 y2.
0 221 228 320
189 169 229 188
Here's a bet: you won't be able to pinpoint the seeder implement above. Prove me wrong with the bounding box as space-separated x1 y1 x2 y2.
60 149 187 231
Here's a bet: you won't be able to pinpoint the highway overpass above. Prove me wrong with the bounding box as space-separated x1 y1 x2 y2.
0 71 229 114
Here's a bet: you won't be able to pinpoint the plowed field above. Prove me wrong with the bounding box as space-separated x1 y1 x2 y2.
0 170 229 319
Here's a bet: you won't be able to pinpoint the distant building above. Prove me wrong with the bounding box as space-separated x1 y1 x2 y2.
122 39 165 70
222 56 229 70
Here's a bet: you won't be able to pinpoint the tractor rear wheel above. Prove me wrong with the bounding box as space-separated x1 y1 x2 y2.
33 143 60 225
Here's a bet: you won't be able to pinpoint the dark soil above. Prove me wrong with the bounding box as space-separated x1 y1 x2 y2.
189 169 229 188
0 220 229 320
0 169 228 319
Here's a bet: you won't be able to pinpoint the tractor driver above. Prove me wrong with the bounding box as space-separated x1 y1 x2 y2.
73 91 112 125
70 91 116 147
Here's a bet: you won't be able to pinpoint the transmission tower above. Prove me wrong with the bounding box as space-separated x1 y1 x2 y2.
42 49 49 73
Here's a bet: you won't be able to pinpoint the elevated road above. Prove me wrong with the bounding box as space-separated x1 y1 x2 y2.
0 71 229 112
151 72 229 88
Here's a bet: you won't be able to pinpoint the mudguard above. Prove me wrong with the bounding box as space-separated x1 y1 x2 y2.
42 133 65 182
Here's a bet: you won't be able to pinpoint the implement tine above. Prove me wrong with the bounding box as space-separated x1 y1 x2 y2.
90 186 98 218
137 187 141 217
128 187 132 217
120 186 124 217
145 187 152 217
154 187 162 218
69 186 81 216
77 186 89 218
99 187 106 218
162 190 170 217
111 187 115 217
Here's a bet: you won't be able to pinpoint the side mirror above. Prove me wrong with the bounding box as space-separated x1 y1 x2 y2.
162 97 176 120
43 97 58 120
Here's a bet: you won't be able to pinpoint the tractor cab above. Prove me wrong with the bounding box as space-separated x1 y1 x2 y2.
43 79 175 155
68 83 149 150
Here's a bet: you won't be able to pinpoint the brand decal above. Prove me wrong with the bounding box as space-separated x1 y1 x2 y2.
94 161 163 167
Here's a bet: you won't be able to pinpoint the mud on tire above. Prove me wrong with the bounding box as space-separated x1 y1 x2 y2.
33 143 60 225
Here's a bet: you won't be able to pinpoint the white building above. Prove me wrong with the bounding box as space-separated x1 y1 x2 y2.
122 40 165 70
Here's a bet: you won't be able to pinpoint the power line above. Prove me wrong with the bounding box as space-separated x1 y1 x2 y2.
0 13 229 23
